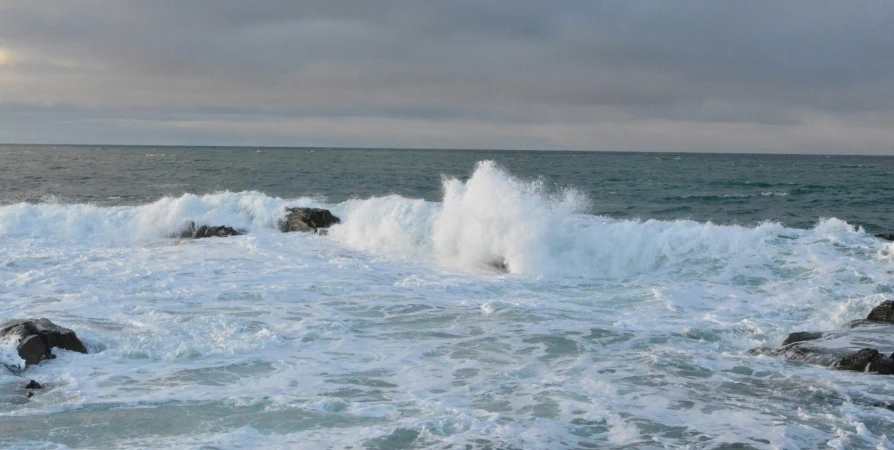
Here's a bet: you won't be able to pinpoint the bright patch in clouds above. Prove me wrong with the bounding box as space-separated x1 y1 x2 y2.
0 48 11 66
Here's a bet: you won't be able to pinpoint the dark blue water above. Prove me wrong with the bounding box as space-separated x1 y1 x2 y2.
2 145 892 232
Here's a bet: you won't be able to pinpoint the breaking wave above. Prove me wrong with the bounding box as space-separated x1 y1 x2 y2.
0 161 879 278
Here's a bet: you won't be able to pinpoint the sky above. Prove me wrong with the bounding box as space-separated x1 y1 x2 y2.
1 1 893 154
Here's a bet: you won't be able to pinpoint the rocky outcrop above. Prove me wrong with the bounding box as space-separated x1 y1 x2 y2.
174 221 243 239
748 302 894 374
0 319 88 367
279 207 341 234
876 234 894 241
866 300 894 323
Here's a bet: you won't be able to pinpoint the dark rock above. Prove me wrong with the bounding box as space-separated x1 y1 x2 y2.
194 225 242 239
488 259 509 273
833 348 880 371
748 310 894 374
25 392 33 398
781 331 823 347
869 357 894 375
867 300 894 323
16 335 47 366
876 233 894 241
0 319 88 367
280 207 341 233
25 380 42 389
172 221 243 239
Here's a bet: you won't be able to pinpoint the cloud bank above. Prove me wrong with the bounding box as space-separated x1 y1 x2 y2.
1 1 892 153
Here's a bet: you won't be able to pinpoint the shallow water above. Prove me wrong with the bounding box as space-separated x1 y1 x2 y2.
1 147 893 449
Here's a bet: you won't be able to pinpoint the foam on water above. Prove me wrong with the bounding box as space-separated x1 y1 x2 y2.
0 191 318 244
2 161 893 448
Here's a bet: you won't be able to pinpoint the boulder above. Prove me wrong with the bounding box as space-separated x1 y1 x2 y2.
25 380 42 390
834 348 882 371
194 225 242 239
866 300 894 323
875 233 894 241
279 207 341 234
781 331 823 346
0 319 87 367
173 221 243 239
748 303 894 375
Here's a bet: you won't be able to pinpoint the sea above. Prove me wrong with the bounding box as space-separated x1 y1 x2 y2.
1 145 893 449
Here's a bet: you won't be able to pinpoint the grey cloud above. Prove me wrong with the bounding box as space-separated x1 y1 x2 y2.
0 1 893 152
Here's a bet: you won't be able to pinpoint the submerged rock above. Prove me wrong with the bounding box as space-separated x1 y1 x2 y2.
0 319 88 367
24 380 42 390
279 207 341 234
875 233 894 241
173 221 243 239
748 303 894 375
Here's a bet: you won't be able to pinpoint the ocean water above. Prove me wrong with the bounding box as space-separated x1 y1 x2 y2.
1 145 893 449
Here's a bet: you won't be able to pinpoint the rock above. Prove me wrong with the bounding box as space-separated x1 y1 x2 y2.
781 331 823 346
172 221 243 239
194 225 242 239
25 380 42 390
867 300 894 323
0 319 88 367
748 302 894 375
488 259 509 273
833 348 880 371
25 392 33 398
876 233 894 241
869 356 894 375
279 207 341 234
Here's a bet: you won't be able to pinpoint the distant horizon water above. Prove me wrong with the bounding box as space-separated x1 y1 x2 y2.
3 142 894 156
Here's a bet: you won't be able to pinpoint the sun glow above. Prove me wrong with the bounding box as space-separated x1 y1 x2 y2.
0 48 12 67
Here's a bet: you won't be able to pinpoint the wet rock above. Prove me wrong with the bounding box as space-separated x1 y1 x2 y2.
748 301 894 374
488 259 509 273
781 331 823 346
172 221 243 239
867 300 894 323
279 207 341 234
876 233 894 241
194 225 242 238
833 348 880 371
24 380 41 390
25 392 33 399
0 319 88 367
869 356 894 375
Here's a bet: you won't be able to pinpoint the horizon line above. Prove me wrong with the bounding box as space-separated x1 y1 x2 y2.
1 142 892 157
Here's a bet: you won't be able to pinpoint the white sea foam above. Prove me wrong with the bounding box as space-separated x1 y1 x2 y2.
0 192 320 244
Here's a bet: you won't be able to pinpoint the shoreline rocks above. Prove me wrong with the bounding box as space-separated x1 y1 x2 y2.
0 319 88 367
748 301 894 374
173 221 243 239
169 208 341 239
279 207 341 234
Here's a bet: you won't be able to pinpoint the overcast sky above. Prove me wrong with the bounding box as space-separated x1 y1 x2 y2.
1 1 892 153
